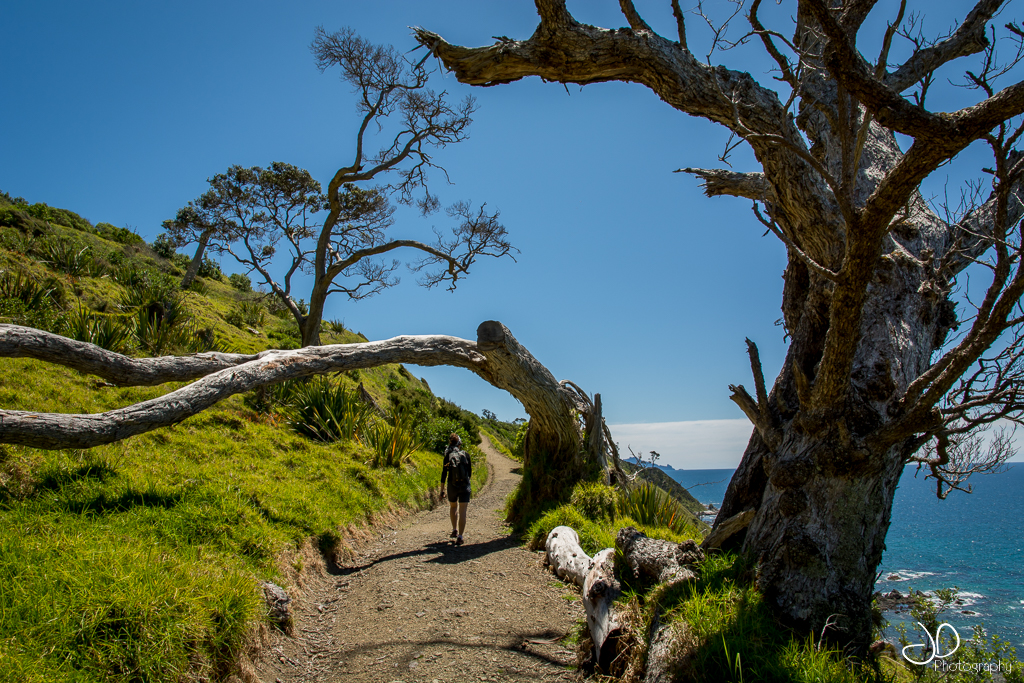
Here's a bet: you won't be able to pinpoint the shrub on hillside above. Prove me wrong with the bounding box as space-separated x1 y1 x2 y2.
512 420 529 459
242 379 303 415
0 268 67 333
0 268 65 310
65 308 135 354
617 482 698 536
363 411 424 467
226 300 267 329
571 481 617 521
417 417 471 455
435 398 480 445
287 378 375 443
39 238 101 277
197 255 222 280
151 233 177 259
228 273 252 292
96 222 144 246
0 190 27 206
0 227 30 254
23 202 93 233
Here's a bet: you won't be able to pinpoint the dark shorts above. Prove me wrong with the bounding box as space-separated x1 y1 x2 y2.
447 484 471 504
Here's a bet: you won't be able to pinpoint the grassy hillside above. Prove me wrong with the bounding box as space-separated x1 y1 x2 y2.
0 192 488 682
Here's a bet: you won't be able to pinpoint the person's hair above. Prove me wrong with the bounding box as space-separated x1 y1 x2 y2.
449 433 460 446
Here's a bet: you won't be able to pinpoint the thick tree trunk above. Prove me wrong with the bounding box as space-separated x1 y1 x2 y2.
299 285 326 347
719 252 949 646
477 321 587 522
739 434 906 645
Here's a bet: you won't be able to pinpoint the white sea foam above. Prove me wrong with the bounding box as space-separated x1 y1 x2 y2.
884 570 938 582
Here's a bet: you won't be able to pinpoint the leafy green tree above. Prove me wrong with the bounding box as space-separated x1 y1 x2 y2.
168 28 516 345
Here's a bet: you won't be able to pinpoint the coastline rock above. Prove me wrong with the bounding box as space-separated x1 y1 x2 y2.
887 573 901 581
873 589 911 612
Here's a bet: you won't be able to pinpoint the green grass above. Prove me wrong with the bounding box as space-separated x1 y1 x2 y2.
0 342 479 680
525 481 706 556
0 195 491 681
0 363 451 681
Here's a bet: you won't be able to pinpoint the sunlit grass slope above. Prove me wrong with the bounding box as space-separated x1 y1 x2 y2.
0 193 487 681
0 357 460 682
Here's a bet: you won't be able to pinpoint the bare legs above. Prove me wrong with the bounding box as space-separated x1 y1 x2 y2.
448 501 468 538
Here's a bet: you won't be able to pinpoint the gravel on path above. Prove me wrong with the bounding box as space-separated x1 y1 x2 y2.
256 435 583 683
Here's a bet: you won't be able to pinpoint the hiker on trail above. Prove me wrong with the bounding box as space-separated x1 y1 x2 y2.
441 433 471 546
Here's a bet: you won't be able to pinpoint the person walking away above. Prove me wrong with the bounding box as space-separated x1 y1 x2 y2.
441 433 471 545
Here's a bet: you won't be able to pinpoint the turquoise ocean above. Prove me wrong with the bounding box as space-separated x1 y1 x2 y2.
661 464 1024 648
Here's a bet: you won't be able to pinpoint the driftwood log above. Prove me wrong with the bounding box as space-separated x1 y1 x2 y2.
0 321 577 450
0 321 629 522
544 526 593 587
582 547 622 671
616 526 704 585
545 525 708 674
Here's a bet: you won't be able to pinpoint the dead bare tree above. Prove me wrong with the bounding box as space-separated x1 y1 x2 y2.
414 0 1024 647
0 321 616 518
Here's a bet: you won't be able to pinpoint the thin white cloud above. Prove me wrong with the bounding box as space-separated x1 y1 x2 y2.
608 420 753 470
609 419 1024 470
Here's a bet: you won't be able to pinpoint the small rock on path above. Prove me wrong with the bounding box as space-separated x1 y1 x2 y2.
256 436 583 683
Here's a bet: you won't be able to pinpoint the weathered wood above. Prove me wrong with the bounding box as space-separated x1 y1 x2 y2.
701 509 756 551
544 526 592 587
0 322 584 458
475 321 579 455
582 547 622 672
0 324 263 386
616 526 703 585
643 607 686 683
417 0 1024 648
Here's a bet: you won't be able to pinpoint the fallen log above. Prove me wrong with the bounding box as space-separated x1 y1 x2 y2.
643 606 685 683
0 323 264 385
1 320 630 525
700 508 756 550
0 322 585 454
583 547 622 671
616 526 704 585
544 526 593 587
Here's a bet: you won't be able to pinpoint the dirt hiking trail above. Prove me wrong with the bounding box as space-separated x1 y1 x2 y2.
256 436 583 683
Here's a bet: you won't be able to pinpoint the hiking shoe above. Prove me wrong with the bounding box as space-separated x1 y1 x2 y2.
455 536 464 546
450 529 458 538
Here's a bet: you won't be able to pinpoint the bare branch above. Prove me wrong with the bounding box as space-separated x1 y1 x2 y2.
908 424 1014 499
0 324 263 386
746 338 772 429
618 0 653 34
886 0 1004 93
677 168 772 201
670 0 688 49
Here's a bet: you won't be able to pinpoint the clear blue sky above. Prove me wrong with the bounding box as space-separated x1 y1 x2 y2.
2 1 1017 467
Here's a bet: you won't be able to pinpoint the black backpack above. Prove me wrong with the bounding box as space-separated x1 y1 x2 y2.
448 448 470 486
